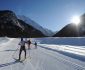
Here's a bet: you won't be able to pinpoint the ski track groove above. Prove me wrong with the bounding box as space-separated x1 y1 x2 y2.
39 46 85 70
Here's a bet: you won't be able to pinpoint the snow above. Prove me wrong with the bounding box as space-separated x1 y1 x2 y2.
37 37 85 46
0 37 85 70
39 44 85 56
0 37 9 44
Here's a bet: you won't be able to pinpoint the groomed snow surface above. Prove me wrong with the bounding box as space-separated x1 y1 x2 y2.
0 37 85 70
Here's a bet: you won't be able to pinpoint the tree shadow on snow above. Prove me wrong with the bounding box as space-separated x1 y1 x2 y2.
39 46 85 62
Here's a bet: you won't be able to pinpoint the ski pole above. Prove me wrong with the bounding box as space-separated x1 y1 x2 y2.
29 49 30 57
12 47 19 59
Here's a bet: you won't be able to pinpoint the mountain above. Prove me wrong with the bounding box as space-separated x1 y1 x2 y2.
53 23 80 37
18 15 54 36
18 19 46 38
0 10 46 38
44 28 54 36
53 13 85 37
79 13 85 36
0 10 23 37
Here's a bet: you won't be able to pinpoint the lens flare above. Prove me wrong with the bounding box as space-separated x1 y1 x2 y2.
71 16 80 25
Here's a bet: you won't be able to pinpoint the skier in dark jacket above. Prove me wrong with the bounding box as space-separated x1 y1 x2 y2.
19 38 26 60
34 42 37 49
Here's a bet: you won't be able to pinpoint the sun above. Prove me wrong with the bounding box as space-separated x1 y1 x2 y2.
71 15 80 25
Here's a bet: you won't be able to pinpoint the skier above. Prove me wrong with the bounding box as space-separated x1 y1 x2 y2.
34 42 37 49
27 39 31 49
18 38 26 60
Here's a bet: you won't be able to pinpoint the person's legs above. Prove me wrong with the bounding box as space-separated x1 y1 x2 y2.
24 48 26 59
19 48 22 60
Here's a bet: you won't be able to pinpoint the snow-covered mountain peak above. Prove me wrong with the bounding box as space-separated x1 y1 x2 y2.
17 15 54 36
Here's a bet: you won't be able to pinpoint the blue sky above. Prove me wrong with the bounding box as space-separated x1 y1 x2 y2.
0 0 85 31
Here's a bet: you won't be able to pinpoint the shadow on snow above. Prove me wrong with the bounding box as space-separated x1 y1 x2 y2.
39 46 85 62
0 60 21 68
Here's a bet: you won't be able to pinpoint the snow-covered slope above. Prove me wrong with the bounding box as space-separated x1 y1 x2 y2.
0 38 85 70
39 44 85 56
0 37 9 44
17 15 54 36
34 37 85 56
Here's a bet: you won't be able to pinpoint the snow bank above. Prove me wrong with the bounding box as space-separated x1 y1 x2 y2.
39 44 85 56
34 37 85 57
0 37 9 44
0 37 14 50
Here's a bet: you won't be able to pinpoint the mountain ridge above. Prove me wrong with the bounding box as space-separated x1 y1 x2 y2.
53 13 85 37
17 15 54 36
0 10 46 37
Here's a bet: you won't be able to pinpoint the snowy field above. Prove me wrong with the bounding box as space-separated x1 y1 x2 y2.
0 37 85 70
36 37 85 46
0 37 9 44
